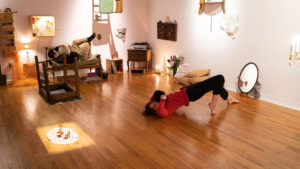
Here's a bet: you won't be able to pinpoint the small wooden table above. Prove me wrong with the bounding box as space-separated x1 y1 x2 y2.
106 59 123 73
127 49 152 72
23 63 37 78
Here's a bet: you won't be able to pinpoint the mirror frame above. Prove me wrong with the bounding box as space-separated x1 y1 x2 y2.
238 62 259 94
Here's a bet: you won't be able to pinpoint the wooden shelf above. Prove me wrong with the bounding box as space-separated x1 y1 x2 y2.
205 1 222 4
0 12 16 57
157 22 177 41
1 25 14 31
1 34 15 40
0 12 14 23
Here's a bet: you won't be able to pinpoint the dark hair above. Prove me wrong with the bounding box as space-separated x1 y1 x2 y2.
144 102 157 116
48 47 59 59
153 90 165 102
48 49 56 58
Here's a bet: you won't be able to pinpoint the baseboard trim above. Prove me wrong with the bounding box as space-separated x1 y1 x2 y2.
226 87 300 111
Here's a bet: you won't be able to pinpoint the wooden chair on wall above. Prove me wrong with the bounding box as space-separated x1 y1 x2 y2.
45 47 103 82
35 55 80 104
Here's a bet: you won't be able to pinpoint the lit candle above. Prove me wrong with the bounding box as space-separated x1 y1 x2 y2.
291 35 296 55
296 33 300 53
155 66 161 74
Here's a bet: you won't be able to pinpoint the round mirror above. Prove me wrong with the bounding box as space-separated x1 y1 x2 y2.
238 62 259 93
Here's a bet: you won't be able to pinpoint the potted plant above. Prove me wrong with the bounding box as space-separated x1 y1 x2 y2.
167 55 184 77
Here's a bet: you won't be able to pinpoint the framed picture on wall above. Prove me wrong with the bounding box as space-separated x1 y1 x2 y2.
31 16 55 37
99 0 123 14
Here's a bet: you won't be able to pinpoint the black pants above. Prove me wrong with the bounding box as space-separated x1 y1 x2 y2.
55 52 79 64
185 74 228 102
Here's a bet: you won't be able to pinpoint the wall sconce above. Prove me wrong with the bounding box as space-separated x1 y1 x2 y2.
115 27 126 42
23 43 31 63
290 33 300 66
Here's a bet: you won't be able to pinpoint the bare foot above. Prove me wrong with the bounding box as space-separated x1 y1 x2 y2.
227 96 240 104
209 102 217 115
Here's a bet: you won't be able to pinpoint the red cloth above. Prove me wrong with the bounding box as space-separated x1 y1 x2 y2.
150 88 190 117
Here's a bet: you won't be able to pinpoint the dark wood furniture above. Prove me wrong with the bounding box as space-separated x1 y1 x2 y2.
127 49 152 72
45 47 103 82
157 21 177 41
35 55 80 104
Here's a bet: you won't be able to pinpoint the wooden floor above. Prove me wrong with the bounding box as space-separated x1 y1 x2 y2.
0 73 300 169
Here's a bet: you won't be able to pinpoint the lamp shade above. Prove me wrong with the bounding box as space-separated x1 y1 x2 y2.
23 43 30 49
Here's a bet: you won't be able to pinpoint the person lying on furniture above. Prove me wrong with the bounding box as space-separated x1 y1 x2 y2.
48 33 96 64
145 74 240 117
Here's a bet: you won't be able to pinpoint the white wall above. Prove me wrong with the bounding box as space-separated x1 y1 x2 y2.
0 0 148 79
148 0 300 111
1 0 299 111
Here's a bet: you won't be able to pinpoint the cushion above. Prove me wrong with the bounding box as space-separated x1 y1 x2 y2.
184 69 210 78
175 76 210 86
188 76 209 84
78 59 99 66
174 76 192 86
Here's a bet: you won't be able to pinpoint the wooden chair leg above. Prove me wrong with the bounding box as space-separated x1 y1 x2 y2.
74 59 80 97
35 56 42 91
63 69 67 83
63 54 67 83
42 62 50 102
96 54 102 77
52 71 55 82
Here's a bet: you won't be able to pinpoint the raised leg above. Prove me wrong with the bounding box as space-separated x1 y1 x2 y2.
209 94 219 115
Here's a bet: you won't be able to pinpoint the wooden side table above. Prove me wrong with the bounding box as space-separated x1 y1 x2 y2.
23 63 37 78
106 59 123 73
127 49 152 72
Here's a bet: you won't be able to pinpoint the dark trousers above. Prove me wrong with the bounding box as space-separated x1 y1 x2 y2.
185 74 228 102
55 52 79 64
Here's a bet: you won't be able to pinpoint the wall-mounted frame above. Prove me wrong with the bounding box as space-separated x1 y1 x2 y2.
31 16 55 37
93 0 123 22
98 0 123 14
157 21 177 41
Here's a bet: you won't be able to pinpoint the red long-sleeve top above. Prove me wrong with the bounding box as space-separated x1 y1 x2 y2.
151 88 190 117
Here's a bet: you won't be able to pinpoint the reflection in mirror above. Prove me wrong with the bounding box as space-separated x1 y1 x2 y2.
238 62 259 93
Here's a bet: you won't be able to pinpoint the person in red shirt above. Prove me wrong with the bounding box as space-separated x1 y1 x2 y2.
145 74 240 117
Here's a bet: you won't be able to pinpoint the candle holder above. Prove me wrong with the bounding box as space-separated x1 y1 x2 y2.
289 33 300 66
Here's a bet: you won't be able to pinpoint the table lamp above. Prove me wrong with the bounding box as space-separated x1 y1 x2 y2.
23 43 31 63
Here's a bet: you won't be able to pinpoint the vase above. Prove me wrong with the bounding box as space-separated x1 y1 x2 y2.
172 68 177 77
